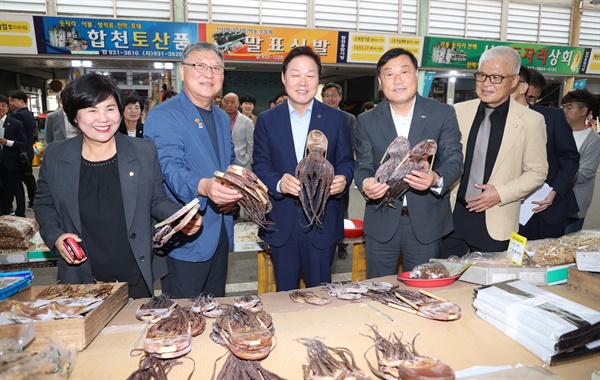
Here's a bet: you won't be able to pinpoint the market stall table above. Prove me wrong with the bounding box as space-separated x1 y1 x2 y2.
67 277 599 379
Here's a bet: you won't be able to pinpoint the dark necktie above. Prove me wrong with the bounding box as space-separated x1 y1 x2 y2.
465 108 494 200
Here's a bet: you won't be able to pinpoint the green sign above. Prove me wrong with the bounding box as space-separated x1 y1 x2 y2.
423 37 585 75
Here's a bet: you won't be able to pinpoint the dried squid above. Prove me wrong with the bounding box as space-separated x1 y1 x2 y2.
375 137 437 209
364 325 455 380
296 129 335 227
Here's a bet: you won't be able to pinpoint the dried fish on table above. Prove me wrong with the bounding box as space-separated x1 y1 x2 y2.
364 325 455 380
128 353 195 380
234 293 263 312
297 337 373 380
210 305 275 360
144 306 205 359
136 294 177 322
34 283 114 300
289 290 332 305
364 289 461 321
215 352 285 380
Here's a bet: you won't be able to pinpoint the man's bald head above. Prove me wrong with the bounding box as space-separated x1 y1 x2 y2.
222 92 240 117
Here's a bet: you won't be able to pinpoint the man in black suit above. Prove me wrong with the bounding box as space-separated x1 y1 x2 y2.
8 90 37 208
0 95 27 216
512 67 579 239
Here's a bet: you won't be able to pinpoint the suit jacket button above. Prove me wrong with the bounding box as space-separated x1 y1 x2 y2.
294 201 299 206
139 255 145 261
130 233 136 239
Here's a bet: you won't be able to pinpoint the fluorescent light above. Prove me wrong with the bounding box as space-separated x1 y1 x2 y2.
164 62 174 70
449 70 457 76
71 60 82 67
82 60 92 67
154 62 164 69
449 76 456 83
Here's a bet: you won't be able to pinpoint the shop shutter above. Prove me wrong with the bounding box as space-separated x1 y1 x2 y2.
56 0 114 17
115 0 171 20
0 0 46 14
315 0 358 30
358 0 400 33
466 0 501 40
223 71 285 115
212 0 260 24
261 0 308 27
187 0 209 22
580 7 600 48
429 0 467 37
539 5 570 45
507 2 540 43
400 0 418 35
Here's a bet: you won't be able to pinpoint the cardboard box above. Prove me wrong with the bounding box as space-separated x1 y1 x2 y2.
0 251 28 265
438 260 572 286
575 251 600 272
4 282 128 352
233 222 268 252
567 266 600 297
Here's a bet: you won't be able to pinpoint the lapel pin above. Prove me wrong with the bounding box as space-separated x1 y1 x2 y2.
317 114 321 118
195 118 203 128
421 115 426 118
129 171 134 177
513 124 518 128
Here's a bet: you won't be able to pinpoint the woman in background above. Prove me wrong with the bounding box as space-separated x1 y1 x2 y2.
118 95 144 138
34 73 202 298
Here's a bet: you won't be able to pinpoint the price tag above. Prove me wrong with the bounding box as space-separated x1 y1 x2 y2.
507 232 527 265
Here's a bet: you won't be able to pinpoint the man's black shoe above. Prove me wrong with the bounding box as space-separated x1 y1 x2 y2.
337 247 348 259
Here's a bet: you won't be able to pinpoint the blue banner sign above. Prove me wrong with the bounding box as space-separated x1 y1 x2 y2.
34 16 198 58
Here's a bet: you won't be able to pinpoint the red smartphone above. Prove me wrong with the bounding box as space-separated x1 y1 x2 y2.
63 237 87 260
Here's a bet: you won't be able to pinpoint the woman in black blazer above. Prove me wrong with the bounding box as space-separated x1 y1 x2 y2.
34 73 202 298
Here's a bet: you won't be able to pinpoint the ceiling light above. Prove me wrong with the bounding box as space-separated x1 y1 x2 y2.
164 62 174 70
449 70 457 76
82 60 92 68
71 60 82 67
154 62 164 69
449 76 456 83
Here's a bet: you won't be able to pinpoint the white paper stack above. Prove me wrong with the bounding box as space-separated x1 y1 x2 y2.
473 279 600 365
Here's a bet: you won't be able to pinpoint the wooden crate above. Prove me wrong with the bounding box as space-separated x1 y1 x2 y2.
3 282 128 352
567 266 600 298
257 250 305 294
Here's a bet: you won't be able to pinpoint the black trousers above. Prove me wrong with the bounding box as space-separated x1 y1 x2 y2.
22 170 37 204
518 212 568 240
160 219 229 298
0 166 25 216
440 201 509 259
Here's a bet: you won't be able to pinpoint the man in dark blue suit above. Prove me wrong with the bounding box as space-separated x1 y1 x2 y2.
253 46 354 291
0 95 27 216
513 67 579 239
8 90 37 208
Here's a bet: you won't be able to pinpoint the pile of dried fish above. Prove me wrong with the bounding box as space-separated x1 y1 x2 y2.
409 262 450 279
364 325 455 380
128 353 194 380
144 306 206 358
323 281 395 301
210 305 275 360
296 130 335 227
366 289 461 321
215 352 284 380
153 198 200 249
289 290 332 305
136 294 177 322
234 293 264 312
34 283 113 300
375 137 437 209
215 165 273 229
190 294 226 318
298 337 372 380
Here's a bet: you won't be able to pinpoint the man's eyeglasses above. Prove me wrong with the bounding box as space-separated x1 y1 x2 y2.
181 62 225 75
526 95 540 104
473 72 513 84
561 104 580 111
323 94 339 99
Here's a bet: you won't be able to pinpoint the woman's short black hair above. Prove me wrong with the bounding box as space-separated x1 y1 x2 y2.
124 95 144 112
163 90 177 100
239 93 256 105
62 73 124 128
